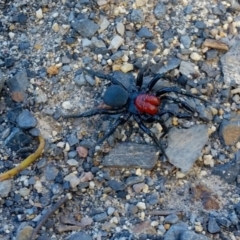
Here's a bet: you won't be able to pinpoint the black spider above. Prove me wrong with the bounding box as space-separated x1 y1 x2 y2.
63 67 208 160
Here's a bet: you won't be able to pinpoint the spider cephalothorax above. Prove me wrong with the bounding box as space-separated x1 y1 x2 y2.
63 67 208 160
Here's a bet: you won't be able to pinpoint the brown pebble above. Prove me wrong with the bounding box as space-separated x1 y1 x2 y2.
11 91 24 102
202 39 229 51
47 65 59 76
76 146 88 158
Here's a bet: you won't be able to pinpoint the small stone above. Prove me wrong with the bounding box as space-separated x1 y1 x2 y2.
179 61 198 77
121 63 134 73
98 18 110 33
67 159 79 166
133 183 145 193
16 226 34 240
135 0 147 7
108 179 125 191
0 180 12 197
190 52 202 61
36 8 43 19
93 212 108 222
47 65 59 76
71 19 99 38
109 35 124 50
16 110 37 129
164 214 179 224
19 187 30 197
34 180 43 193
116 22 125 36
62 101 72 110
203 155 214 167
154 3 166 19
208 217 221 233
52 22 59 32
130 9 144 23
79 172 93 182
64 173 80 188
68 232 92 240
137 27 154 39
136 202 146 210
76 146 88 158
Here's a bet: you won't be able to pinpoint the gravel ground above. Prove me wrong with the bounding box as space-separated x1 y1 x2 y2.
1 0 240 239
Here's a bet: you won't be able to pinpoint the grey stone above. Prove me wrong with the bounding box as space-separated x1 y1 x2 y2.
74 73 86 86
157 57 181 74
0 180 12 198
166 125 208 173
125 176 144 186
221 36 240 85
196 105 213 121
206 49 218 60
216 216 232 228
229 211 239 225
146 192 159 205
179 61 197 76
154 3 167 19
91 36 106 48
16 110 37 129
195 20 206 29
208 217 221 233
68 232 92 240
146 41 158 51
102 142 158 169
164 214 179 224
180 230 209 240
137 27 154 39
130 9 144 23
164 222 188 240
212 159 239 184
93 212 108 222
111 51 124 61
44 164 59 181
71 19 99 38
62 65 71 71
108 180 125 191
180 35 191 48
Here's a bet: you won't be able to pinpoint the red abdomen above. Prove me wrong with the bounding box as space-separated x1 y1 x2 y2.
134 94 160 115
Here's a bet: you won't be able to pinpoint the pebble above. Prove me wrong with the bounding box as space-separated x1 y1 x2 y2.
16 110 37 129
102 142 158 169
64 173 80 188
166 125 208 173
130 9 144 23
136 202 146 210
62 101 73 110
116 22 125 36
0 180 12 197
154 2 167 19
68 232 92 240
36 8 43 19
190 52 202 61
16 226 34 240
109 35 124 50
67 159 79 166
121 63 134 73
208 217 221 233
71 19 99 38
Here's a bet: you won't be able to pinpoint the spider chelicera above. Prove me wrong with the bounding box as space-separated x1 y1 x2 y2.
63 67 208 161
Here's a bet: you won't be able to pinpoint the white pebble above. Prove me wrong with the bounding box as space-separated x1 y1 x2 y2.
121 63 133 73
36 8 43 19
190 52 202 61
52 22 59 32
89 181 95 189
203 154 214 167
9 32 15 39
136 202 146 210
57 141 65 148
62 101 72 110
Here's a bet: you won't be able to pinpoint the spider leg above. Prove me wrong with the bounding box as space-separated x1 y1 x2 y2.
136 64 150 89
83 68 126 89
158 110 193 119
62 108 126 119
89 112 132 156
156 86 209 103
160 95 195 113
133 115 170 161
146 74 164 92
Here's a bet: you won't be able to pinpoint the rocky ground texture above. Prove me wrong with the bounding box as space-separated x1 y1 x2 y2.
1 0 240 239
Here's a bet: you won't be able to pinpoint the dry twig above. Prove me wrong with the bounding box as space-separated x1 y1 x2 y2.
30 194 70 240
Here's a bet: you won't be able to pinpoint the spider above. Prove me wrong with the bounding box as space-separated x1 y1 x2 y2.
63 67 208 161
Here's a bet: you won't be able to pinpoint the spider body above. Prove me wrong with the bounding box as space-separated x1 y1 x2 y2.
63 67 208 160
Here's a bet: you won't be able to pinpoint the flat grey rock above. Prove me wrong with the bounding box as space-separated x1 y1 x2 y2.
102 142 158 169
166 125 208 173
